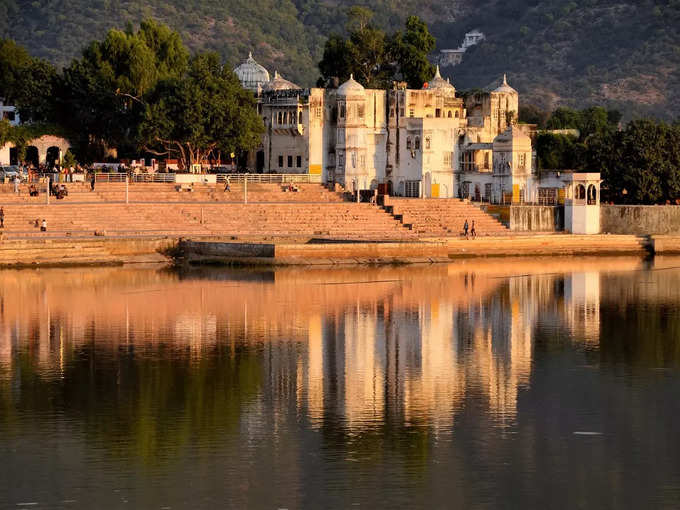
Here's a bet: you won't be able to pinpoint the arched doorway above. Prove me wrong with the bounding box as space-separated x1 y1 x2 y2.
25 146 39 168
46 146 61 168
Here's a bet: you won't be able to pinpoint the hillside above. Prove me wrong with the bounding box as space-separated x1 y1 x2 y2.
1 0 679 119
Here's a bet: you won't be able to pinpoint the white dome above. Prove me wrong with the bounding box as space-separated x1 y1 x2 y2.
233 52 270 92
494 74 517 94
424 65 455 92
262 70 301 92
337 74 365 96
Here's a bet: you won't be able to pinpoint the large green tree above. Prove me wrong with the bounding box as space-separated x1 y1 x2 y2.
57 19 190 159
318 8 435 89
138 52 264 169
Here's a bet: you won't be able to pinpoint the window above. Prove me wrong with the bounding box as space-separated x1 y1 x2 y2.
409 108 414 118
414 137 421 150
340 105 346 118
296 155 302 168
435 108 441 118
299 111 303 124
315 107 322 118
485 183 493 202
484 152 490 169
287 155 293 167
390 108 395 117
444 152 452 167
338 153 344 169
406 137 412 150
400 108 404 117
425 137 431 149
277 111 282 124
447 111 452 118
358 105 365 118
588 184 597 205
359 154 365 169
576 184 586 200
538 187 558 206
278 155 283 167
455 111 459 118
405 180 420 198
351 152 356 168
519 153 526 169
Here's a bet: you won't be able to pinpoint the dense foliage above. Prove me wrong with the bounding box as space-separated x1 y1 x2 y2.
1 21 264 167
318 9 435 89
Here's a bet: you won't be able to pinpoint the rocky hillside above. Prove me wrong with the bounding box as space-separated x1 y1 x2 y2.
1 0 679 119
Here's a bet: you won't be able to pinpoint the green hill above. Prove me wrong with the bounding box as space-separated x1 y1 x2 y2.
2 0 679 119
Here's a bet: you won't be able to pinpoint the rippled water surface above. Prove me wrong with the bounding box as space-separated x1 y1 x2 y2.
2 257 680 509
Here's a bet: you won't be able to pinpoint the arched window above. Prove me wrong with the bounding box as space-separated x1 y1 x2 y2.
406 137 412 150
455 111 460 118
298 111 303 124
447 111 452 118
588 184 597 205
484 152 490 169
414 137 421 150
277 111 282 124
576 184 586 200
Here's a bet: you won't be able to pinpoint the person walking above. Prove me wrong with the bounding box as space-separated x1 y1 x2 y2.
0 207 4 228
224 175 231 192
470 220 477 239
463 219 469 239
13 175 19 194
40 219 47 232
90 174 96 191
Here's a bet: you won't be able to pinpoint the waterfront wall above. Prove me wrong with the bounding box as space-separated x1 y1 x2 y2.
601 205 680 235
509 206 563 232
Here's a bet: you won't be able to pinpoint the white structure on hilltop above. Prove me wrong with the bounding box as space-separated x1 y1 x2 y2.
439 29 485 67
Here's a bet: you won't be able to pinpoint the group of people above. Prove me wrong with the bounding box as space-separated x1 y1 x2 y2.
463 219 477 239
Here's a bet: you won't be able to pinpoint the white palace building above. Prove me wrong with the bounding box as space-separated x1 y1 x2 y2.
234 53 586 206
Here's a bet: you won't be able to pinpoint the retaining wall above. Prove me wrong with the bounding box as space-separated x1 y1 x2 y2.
601 205 680 235
509 206 564 232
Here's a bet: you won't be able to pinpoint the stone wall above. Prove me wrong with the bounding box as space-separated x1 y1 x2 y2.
509 205 563 232
601 205 680 235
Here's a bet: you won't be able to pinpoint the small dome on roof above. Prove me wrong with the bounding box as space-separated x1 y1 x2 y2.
424 65 455 92
337 74 365 96
233 52 270 92
262 70 301 92
494 74 517 94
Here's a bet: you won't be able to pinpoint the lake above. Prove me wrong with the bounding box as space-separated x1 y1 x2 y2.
1 257 680 509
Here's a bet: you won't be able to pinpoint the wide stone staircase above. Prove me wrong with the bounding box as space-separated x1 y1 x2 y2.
383 198 510 237
0 182 346 204
0 199 416 241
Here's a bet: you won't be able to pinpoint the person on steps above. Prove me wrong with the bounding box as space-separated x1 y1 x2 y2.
40 219 47 232
224 176 231 192
470 220 477 239
0 207 4 228
90 175 95 191
463 219 469 239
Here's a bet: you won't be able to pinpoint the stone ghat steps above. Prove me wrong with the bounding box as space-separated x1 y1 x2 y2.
0 202 417 240
386 198 509 236
0 183 345 203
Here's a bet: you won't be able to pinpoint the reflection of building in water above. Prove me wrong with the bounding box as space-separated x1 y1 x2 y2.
563 272 601 345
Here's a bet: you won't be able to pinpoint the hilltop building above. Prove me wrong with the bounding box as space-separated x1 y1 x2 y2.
234 53 557 204
439 29 485 67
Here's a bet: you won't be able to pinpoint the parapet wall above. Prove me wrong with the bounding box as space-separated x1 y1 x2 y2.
509 206 563 232
601 205 680 235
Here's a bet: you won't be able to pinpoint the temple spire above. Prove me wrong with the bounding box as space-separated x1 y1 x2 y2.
503 73 508 85
434 64 441 79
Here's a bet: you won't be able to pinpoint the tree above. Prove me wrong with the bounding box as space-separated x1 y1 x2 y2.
57 19 189 159
138 53 264 170
317 9 435 89
0 38 58 123
389 16 435 89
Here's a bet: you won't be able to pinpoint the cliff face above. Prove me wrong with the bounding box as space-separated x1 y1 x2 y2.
2 0 679 119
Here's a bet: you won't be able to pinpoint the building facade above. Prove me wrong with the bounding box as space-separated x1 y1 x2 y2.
234 54 564 203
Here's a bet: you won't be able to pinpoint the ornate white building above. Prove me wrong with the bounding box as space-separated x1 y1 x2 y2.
234 54 574 205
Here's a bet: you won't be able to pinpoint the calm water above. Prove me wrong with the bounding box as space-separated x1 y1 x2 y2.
1 258 680 509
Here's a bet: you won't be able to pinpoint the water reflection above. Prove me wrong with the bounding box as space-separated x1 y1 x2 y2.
1 257 680 508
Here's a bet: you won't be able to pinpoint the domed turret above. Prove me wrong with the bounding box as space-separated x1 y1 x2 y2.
423 65 455 93
494 74 517 94
337 74 365 97
233 52 270 92
262 70 301 92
